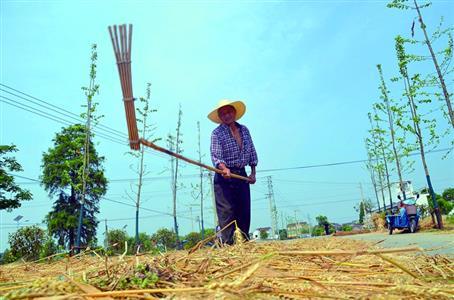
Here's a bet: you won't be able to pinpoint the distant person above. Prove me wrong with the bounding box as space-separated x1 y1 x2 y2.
215 225 223 244
208 99 258 244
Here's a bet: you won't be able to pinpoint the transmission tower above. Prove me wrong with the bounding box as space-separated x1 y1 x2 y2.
266 176 278 238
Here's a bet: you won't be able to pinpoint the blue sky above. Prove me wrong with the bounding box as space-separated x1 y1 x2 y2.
1 0 453 249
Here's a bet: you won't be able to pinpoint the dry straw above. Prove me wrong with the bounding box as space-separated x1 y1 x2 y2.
1 235 453 299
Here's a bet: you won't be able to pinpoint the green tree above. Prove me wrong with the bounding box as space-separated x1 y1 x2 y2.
151 228 177 251
259 230 269 240
316 215 331 235
0 145 32 211
42 124 107 250
316 215 328 227
8 226 46 261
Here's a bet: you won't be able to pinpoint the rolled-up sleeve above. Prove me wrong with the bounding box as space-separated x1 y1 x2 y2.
244 126 258 167
211 131 226 168
249 139 258 167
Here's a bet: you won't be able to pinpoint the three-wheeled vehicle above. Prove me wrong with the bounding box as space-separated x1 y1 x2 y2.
386 194 420 235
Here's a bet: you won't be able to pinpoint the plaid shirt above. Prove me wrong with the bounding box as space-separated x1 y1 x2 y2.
211 122 258 168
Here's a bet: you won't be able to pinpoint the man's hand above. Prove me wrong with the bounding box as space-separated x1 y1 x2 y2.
219 164 231 179
221 168 231 178
249 165 257 184
248 173 256 184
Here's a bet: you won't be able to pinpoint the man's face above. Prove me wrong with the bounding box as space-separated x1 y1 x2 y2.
218 105 236 125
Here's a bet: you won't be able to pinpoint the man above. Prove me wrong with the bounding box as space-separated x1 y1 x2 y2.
208 99 258 244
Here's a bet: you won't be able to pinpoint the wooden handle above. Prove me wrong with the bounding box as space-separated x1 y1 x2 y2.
139 139 251 182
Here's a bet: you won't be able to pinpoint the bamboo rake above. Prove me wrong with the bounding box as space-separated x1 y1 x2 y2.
108 24 251 182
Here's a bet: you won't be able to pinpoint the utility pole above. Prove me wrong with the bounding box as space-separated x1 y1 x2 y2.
208 172 218 228
294 210 299 238
189 206 194 232
266 176 278 239
197 121 205 239
307 214 312 237
196 216 201 232
104 219 109 249
280 211 285 232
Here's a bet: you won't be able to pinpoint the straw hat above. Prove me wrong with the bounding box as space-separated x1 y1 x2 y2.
207 99 246 124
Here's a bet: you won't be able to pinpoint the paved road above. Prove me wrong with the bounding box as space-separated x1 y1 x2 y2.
338 231 454 255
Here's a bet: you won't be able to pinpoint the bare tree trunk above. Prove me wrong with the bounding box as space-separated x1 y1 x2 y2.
135 123 146 248
366 149 381 212
377 168 387 211
172 106 183 248
414 0 454 128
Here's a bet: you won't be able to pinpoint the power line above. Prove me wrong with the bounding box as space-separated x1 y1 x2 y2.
254 197 362 211
0 95 129 146
0 84 126 137
272 178 374 185
256 146 453 173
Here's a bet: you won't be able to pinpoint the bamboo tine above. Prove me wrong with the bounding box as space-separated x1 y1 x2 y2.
113 25 120 58
107 27 118 61
122 24 127 62
119 25 123 62
118 25 123 62
128 24 133 62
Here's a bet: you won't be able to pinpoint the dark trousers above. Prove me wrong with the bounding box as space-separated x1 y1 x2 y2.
214 168 251 244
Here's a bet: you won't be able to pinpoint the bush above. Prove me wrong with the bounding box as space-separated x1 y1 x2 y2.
446 215 454 225
203 228 215 238
278 229 288 240
151 228 177 251
341 225 353 232
40 238 58 259
8 226 46 261
438 199 453 215
107 229 128 254
426 192 453 215
259 230 269 240
1 249 17 264
312 226 324 236
183 232 202 249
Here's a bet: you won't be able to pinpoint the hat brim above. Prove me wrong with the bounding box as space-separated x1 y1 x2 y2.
207 101 246 124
